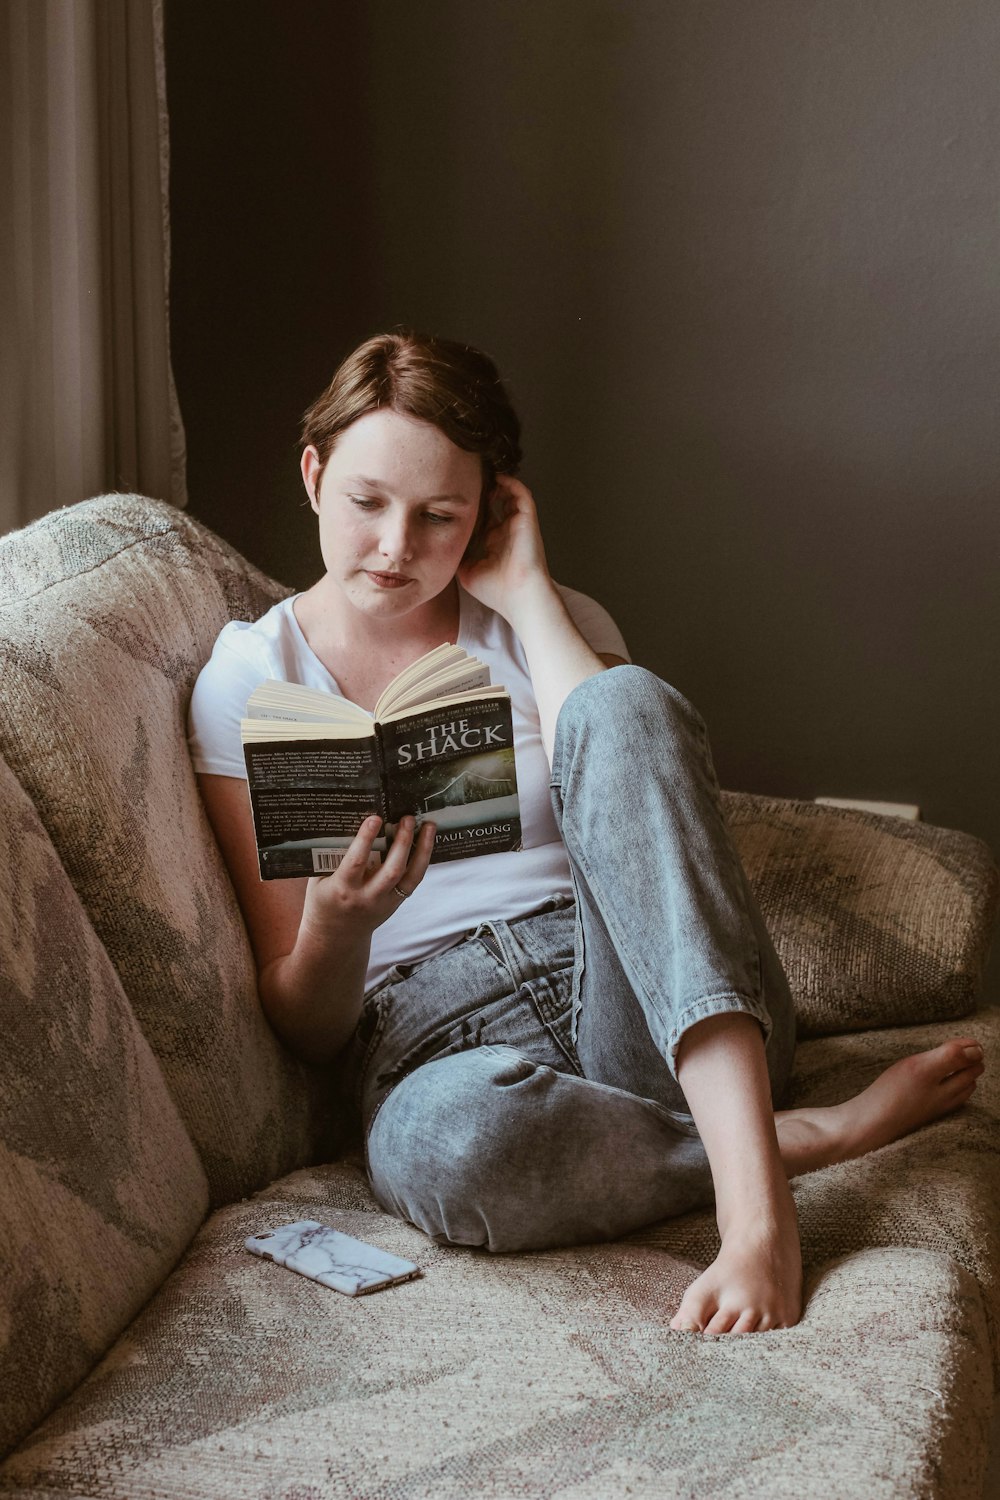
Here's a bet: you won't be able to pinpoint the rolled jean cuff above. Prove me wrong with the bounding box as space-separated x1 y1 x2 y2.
667 992 774 1082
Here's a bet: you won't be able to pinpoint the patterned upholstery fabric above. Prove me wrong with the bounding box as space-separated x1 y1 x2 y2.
723 791 999 1036
0 496 340 1206
0 752 208 1460
3 1011 998 1498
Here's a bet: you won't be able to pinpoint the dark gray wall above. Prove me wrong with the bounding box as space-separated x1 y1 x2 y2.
167 2 1000 953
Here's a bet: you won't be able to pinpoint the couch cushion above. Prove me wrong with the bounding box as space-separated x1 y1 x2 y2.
3 1250 988 1500
723 791 999 1036
0 495 340 1206
0 753 209 1461
2 1087 995 1500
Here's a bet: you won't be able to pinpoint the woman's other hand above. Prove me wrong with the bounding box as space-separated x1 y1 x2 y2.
457 473 612 759
458 475 553 622
300 814 436 943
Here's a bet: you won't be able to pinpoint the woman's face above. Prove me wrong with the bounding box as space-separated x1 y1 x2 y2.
302 409 483 626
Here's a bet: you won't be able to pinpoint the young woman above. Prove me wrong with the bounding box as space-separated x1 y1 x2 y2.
189 331 985 1335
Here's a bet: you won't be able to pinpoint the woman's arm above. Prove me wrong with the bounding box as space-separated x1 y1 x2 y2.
198 773 435 1064
459 477 625 758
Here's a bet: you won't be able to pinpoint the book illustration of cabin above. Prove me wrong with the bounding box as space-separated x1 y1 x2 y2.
420 768 516 812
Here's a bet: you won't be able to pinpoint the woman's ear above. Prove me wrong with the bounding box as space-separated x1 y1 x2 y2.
300 446 323 512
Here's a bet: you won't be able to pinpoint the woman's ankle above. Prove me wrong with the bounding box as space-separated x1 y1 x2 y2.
714 1151 797 1241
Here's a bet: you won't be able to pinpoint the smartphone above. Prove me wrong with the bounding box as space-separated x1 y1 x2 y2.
245 1219 421 1297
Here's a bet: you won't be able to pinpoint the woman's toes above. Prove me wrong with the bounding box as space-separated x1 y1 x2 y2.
675 1303 710 1332
669 1298 703 1332
942 1039 982 1073
704 1307 739 1336
671 1278 717 1333
946 1064 982 1099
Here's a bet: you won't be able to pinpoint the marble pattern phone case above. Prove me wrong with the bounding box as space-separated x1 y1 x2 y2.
245 1220 421 1296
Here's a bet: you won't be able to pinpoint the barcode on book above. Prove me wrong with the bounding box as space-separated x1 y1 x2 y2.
311 849 383 874
312 850 347 873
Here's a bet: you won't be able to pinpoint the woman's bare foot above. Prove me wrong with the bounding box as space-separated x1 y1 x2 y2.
668 1037 984 1338
669 1174 803 1335
774 1036 985 1177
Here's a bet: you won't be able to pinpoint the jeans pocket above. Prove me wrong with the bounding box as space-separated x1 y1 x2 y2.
524 969 581 1074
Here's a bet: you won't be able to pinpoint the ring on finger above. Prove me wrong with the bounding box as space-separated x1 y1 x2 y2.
393 884 411 900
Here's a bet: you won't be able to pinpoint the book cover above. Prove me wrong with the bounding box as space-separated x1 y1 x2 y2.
379 693 521 864
243 734 386 880
240 649 521 880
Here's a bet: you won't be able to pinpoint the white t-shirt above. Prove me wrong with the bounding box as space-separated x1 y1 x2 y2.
188 585 629 992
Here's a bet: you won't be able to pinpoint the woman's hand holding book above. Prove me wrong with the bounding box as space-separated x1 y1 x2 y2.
300 815 437 942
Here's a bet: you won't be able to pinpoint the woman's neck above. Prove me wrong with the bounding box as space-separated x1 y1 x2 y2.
294 580 461 708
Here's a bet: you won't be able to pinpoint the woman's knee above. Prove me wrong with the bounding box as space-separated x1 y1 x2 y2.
365 1047 564 1252
557 665 707 755
367 1046 719 1249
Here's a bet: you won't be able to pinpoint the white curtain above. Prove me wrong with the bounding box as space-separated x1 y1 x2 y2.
0 0 187 534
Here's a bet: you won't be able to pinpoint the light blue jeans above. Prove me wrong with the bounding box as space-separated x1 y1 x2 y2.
350 667 796 1252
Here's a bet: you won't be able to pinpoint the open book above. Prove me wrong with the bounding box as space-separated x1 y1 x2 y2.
240 644 521 879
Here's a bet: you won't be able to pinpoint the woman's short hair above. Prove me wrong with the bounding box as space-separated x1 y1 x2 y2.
301 331 522 512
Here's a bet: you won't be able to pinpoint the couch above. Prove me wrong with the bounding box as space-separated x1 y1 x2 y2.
1 494 998 1500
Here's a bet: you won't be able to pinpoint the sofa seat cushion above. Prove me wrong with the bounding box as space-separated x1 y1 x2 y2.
0 1236 990 1500
0 495 340 1204
3 1013 999 1500
723 791 999 1037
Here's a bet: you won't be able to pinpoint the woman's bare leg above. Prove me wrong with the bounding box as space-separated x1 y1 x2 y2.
772 1035 985 1177
668 1015 985 1337
668 1013 803 1335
